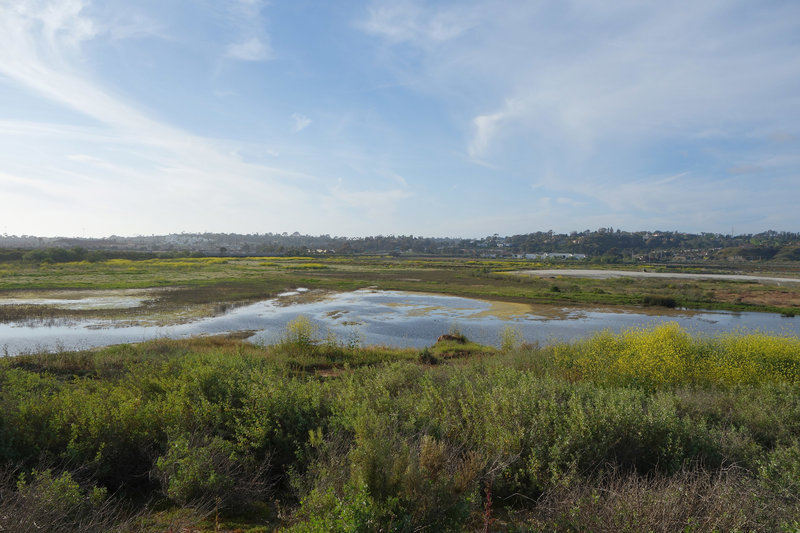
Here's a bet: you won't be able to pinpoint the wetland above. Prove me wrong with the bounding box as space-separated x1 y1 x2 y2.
1 256 799 355
2 287 799 356
3 253 800 531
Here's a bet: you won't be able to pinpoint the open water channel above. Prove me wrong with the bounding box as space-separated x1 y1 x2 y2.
1 288 799 356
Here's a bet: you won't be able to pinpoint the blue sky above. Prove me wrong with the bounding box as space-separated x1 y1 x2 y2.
1 0 798 238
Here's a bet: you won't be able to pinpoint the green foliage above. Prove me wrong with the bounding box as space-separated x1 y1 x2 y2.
280 315 319 351
155 434 239 507
2 329 800 530
759 440 800 499
548 322 800 389
418 347 439 365
429 331 495 359
12 469 110 529
500 325 524 352
642 294 678 308
290 483 395 532
17 469 88 514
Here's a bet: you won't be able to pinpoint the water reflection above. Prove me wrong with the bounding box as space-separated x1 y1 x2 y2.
1 289 798 356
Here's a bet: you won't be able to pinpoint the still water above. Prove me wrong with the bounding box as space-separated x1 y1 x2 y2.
1 289 799 356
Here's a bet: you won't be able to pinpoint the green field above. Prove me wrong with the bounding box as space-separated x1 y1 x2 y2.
1 322 800 531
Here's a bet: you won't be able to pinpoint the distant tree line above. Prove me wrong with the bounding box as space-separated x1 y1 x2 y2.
7 247 193 264
0 229 799 263
504 229 800 263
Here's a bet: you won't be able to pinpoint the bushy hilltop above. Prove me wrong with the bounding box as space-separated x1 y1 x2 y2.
0 229 799 262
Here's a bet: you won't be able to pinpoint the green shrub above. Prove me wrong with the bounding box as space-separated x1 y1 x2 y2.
4 330 800 530
500 325 523 352
154 433 271 511
418 347 439 365
1 468 122 533
155 435 236 506
16 469 95 516
642 294 678 308
281 315 319 351
759 440 800 499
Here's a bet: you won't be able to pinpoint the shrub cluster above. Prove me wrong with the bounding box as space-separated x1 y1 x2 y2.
0 323 799 530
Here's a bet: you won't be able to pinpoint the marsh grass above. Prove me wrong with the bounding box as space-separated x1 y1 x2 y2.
428 329 496 359
2 256 799 327
271 315 419 372
519 466 800 532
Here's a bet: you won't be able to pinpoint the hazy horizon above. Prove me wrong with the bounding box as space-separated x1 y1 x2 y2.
2 228 795 242
1 1 799 238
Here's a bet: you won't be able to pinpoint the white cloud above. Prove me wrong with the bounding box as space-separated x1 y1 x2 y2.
291 113 311 132
223 0 272 62
36 0 97 48
0 1 429 238
328 182 413 220
359 1 481 45
0 0 323 236
361 1 800 170
1 0 798 237
468 105 512 159
390 173 408 187
226 36 272 61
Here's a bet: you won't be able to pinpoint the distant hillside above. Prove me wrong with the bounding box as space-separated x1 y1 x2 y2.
0 229 798 263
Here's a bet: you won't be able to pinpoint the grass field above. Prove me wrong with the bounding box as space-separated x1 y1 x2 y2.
1 322 800 531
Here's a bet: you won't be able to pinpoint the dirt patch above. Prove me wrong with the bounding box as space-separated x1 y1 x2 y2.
513 269 800 284
715 289 800 308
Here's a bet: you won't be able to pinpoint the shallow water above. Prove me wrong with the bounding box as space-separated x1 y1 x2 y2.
0 289 155 310
1 289 798 356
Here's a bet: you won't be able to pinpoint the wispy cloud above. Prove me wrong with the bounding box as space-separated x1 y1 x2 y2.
0 1 319 235
359 1 481 45
359 0 800 233
291 113 311 132
328 179 414 221
224 0 272 62
226 36 271 61
1 0 798 237
468 103 514 159
0 0 426 237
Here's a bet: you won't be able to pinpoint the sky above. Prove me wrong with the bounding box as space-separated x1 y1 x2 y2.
0 0 799 238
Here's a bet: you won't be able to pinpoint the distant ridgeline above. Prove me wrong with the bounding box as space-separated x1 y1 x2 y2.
0 229 799 263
